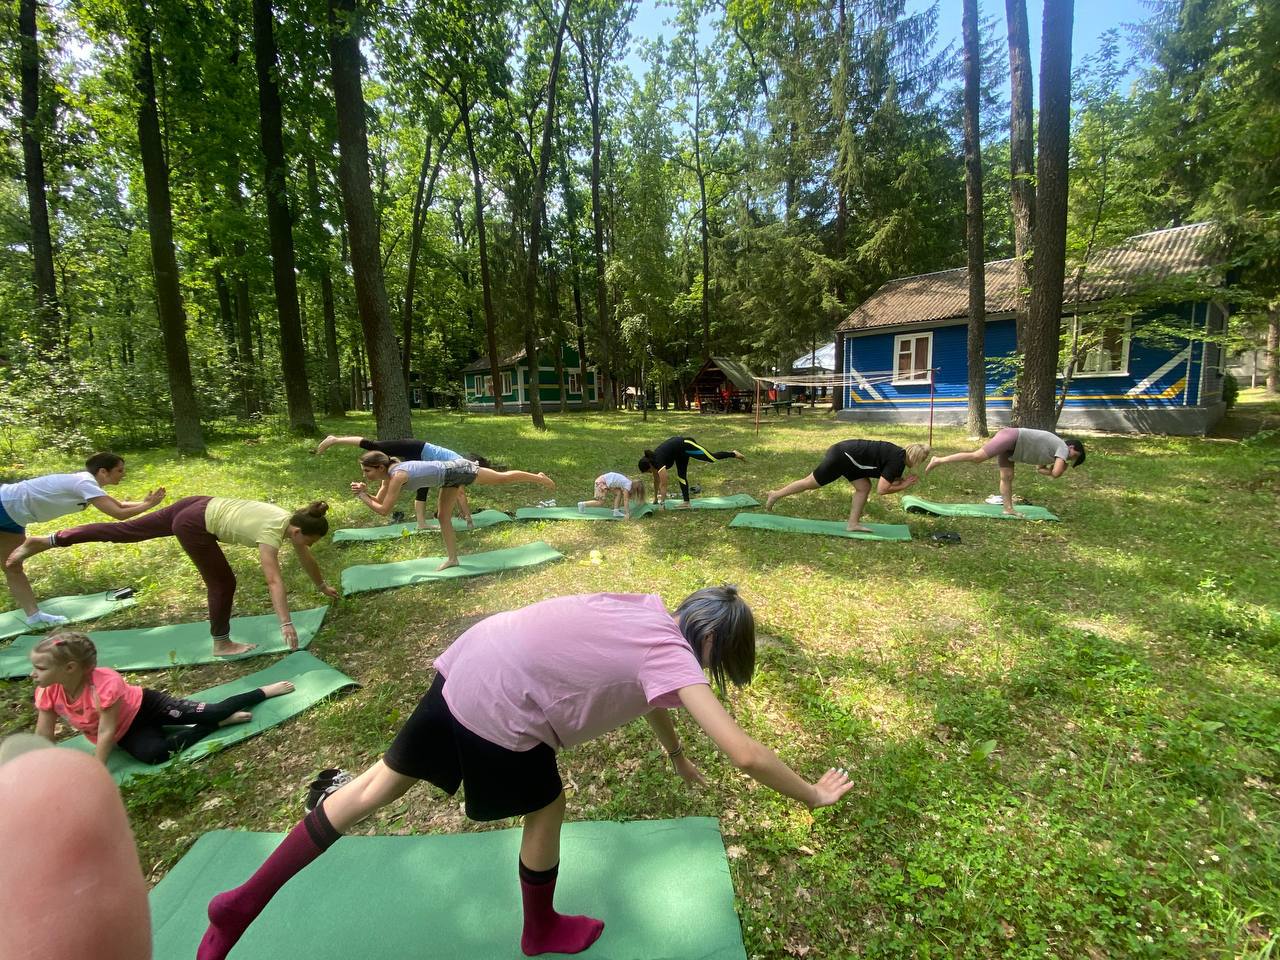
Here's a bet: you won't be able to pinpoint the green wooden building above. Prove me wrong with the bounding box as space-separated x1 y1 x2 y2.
461 344 599 412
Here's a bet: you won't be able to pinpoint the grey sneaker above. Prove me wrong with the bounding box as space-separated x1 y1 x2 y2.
305 768 355 812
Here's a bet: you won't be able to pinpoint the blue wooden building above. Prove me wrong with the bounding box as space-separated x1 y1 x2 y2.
461 342 599 412
834 223 1229 435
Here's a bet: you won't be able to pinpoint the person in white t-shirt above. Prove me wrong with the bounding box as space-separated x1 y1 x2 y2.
196 587 855 960
925 427 1086 515
577 472 647 518
0 453 165 627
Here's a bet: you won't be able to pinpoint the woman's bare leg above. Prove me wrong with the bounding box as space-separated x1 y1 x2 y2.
925 449 989 473
319 759 417 834
476 467 555 489
1 532 40 616
435 487 462 570
999 466 1017 515
414 497 429 529
847 478 873 531
764 474 820 511
314 435 365 455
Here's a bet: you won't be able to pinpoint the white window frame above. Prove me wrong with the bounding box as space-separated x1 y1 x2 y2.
1062 314 1131 379
892 332 933 385
567 372 581 394
500 371 513 396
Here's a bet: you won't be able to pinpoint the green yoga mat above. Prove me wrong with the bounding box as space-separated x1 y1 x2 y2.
341 541 563 596
661 493 761 510
0 592 137 641
515 504 658 521
0 606 329 678
149 818 747 960
61 651 357 785
333 510 512 542
730 512 912 541
901 495 1060 521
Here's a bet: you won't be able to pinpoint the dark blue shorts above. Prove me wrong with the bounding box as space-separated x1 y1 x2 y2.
0 500 24 535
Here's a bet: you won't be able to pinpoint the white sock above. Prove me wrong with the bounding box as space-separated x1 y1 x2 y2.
26 611 68 627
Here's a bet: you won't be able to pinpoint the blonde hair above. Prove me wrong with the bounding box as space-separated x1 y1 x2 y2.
903 443 931 467
628 477 647 504
32 631 97 670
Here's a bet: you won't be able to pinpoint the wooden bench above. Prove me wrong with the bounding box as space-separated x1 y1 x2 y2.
765 400 802 416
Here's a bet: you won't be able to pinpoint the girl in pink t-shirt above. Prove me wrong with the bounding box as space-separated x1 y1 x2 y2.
198 588 855 960
30 631 296 766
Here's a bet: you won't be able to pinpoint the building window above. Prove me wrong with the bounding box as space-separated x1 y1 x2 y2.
892 332 933 384
501 372 513 396
568 372 581 394
1063 314 1130 376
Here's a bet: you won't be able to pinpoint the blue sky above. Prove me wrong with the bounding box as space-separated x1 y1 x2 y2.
623 0 1154 87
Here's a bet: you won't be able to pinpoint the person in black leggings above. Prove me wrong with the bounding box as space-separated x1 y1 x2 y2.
640 437 747 506
764 439 929 532
29 632 296 766
638 436 745 508
315 435 488 528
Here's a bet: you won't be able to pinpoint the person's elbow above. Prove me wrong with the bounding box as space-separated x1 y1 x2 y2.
726 737 766 774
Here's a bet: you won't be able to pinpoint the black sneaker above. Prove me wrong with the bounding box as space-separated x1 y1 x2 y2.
305 768 354 812
390 511 406 523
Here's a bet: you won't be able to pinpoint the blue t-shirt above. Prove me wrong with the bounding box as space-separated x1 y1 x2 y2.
421 441 463 462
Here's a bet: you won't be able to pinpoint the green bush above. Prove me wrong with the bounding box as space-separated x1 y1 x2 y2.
1223 371 1239 409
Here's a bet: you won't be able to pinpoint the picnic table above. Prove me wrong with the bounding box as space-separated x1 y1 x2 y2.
764 400 802 416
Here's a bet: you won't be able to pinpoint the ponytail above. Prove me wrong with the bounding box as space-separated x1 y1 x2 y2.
290 500 330 537
359 451 398 470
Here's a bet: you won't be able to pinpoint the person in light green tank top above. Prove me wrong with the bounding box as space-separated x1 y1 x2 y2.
7 498 339 657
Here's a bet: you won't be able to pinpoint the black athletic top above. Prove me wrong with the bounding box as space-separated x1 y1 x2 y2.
649 436 692 470
818 439 907 484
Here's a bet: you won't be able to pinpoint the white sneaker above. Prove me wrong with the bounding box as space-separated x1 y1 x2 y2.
26 610 68 627
537 499 557 508
612 508 625 518
984 494 1004 505
578 501 588 512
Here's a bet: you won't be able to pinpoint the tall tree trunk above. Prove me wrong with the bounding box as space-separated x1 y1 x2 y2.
304 153 346 414
584 65 613 409
327 0 412 437
403 120 457 396
253 0 315 434
1006 0 1036 420
232 238 258 417
207 233 238 361
519 0 573 431
963 0 988 437
1266 305 1279 395
557 131 591 397
1018 0 1073 429
459 82 504 414
131 13 204 453
19 0 61 353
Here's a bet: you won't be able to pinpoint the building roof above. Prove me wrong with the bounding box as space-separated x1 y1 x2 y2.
837 222 1221 334
462 348 528 373
794 343 836 370
690 357 758 391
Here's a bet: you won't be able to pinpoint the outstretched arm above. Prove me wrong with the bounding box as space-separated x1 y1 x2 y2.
292 542 338 599
677 684 852 808
88 488 166 520
1038 458 1068 478
257 545 299 649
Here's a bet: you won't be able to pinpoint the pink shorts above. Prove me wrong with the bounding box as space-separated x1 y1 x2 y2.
980 427 1020 469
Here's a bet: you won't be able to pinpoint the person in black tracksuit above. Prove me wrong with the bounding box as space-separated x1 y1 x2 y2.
763 439 930 531
638 436 745 507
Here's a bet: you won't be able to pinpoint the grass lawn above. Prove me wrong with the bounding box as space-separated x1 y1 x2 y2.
2 409 1278 958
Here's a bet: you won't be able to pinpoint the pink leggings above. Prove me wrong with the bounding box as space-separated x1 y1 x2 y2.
980 427 1020 469
54 496 237 638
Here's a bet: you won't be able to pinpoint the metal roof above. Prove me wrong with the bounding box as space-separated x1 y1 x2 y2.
690 357 758 391
836 222 1222 333
793 343 836 370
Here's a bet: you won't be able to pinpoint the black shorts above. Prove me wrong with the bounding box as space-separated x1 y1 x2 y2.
383 673 563 822
813 444 871 486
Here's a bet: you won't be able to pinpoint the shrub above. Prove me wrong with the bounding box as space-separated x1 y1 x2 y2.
1223 371 1239 409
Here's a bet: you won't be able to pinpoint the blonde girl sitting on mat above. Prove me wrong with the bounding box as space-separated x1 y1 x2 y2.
29 631 295 766
577 473 647 518
353 452 554 570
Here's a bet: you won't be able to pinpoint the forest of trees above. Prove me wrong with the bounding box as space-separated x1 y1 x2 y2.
1 0 1276 450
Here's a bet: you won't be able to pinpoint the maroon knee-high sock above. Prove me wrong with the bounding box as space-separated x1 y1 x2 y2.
197 806 341 960
518 860 604 956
